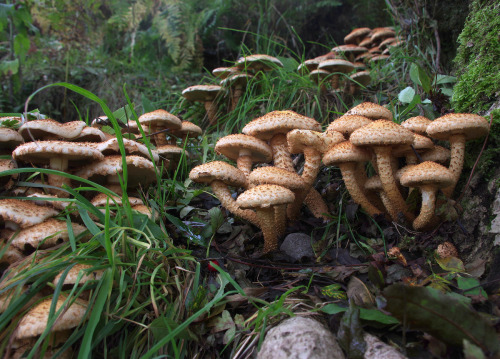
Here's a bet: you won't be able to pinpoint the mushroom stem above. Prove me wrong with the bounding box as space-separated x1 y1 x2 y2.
304 188 330 221
270 134 295 171
443 134 466 198
48 157 70 196
236 150 253 179
231 87 244 112
152 126 168 146
204 101 218 126
339 163 383 217
413 185 437 231
210 181 259 227
257 207 278 253
275 204 287 238
330 74 340 89
374 146 414 222
301 147 322 187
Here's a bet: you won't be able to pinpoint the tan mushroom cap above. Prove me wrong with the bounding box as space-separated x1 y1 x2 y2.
379 37 397 50
421 145 450 164
344 27 372 44
74 155 157 187
426 113 489 141
189 161 247 188
248 166 306 190
436 241 458 258
359 37 373 48
97 137 159 162
13 141 104 164
137 109 182 129
15 296 88 340
400 161 453 188
171 121 203 139
242 111 321 141
71 126 108 142
220 73 254 87
323 140 372 164
0 127 24 150
182 85 224 102
393 133 434 157
308 69 330 84
331 44 368 55
288 129 344 154
237 184 295 209
53 264 104 287
215 134 273 163
0 159 17 185
326 115 373 138
0 199 58 229
371 28 396 43
350 71 371 86
212 66 240 79
355 52 373 62
91 193 143 207
18 119 87 141
27 193 71 211
401 116 432 136
11 218 87 250
298 59 321 74
345 102 393 121
318 59 355 73
350 120 414 146
0 240 24 264
370 54 390 63
235 54 284 71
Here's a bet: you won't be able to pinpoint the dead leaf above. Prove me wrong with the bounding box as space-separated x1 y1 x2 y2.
347 277 375 308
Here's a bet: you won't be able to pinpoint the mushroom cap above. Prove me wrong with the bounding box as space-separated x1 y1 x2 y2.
0 199 58 228
215 134 273 163
298 59 321 74
436 241 458 258
0 159 17 184
323 140 372 165
242 111 321 141
13 141 104 164
350 120 414 147
220 73 254 88
318 59 355 73
287 129 344 154
355 52 374 62
364 175 383 191
70 126 108 142
11 218 87 250
331 44 368 55
393 133 434 157
97 138 159 162
0 127 24 150
235 54 284 71
326 115 372 138
426 113 489 141
359 37 373 47
371 27 396 42
344 27 372 44
171 121 203 139
421 145 451 164
91 193 143 207
236 184 295 209
379 37 397 50
350 71 371 86
248 167 306 190
189 161 247 188
400 161 454 188
308 69 330 83
14 296 88 339
353 62 366 70
345 102 393 121
53 264 104 286
137 109 182 130
369 54 390 63
368 46 382 54
401 116 432 136
74 155 157 187
18 119 87 141
212 66 240 79
182 85 223 102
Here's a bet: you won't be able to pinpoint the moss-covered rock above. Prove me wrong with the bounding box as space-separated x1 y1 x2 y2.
452 0 500 114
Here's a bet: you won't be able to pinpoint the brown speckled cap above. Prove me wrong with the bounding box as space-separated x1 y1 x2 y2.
345 102 393 121
18 119 86 141
248 166 306 190
182 85 224 102
53 264 104 286
242 111 321 141
401 116 432 136
91 193 143 207
0 127 24 150
235 54 284 71
11 218 87 250
298 59 322 74
400 161 453 188
323 141 371 165
215 134 273 163
212 66 240 79
436 241 458 258
97 138 159 162
426 113 489 141
14 296 88 339
138 109 182 130
350 71 371 86
344 27 372 44
326 115 372 138
421 145 450 164
331 44 368 55
171 121 203 139
0 199 58 229
237 184 294 209
13 141 104 165
350 120 414 146
189 161 247 188
220 73 254 88
318 59 355 74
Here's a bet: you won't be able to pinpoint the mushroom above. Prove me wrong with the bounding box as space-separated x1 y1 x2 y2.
212 66 240 79
189 161 258 226
220 73 254 112
215 134 273 178
308 69 330 92
349 70 371 95
364 175 392 217
393 133 434 165
13 141 104 196
344 27 372 45
401 116 432 136
326 115 373 139
344 102 393 121
330 44 368 62
18 119 86 141
400 161 454 230
53 263 104 287
97 137 159 162
236 184 295 253
181 85 224 125
169 121 203 145
298 59 321 75
426 113 489 197
350 120 415 222
235 54 284 74
0 127 24 154
421 145 451 165
137 109 182 146
323 141 384 217
318 59 355 90
0 199 58 231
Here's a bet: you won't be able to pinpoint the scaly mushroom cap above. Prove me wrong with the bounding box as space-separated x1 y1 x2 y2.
171 121 203 140
318 59 355 73
237 184 295 209
401 116 432 136
345 102 393 121
0 127 24 150
242 111 321 141
379 37 397 50
156 145 184 159
97 137 159 162
220 73 254 88
182 85 223 102
350 120 414 146
331 44 368 56
91 193 143 207
212 66 240 79
18 119 86 141
326 115 372 139
323 141 372 164
298 59 322 74
421 145 451 164
53 264 104 287
400 161 454 188
369 54 390 63
0 199 58 229
70 126 108 143
355 52 374 62
393 133 434 158
308 69 330 84
344 27 372 44
215 134 273 164
248 166 306 190
14 297 88 340
426 113 489 141
11 218 87 250
359 37 373 48
137 109 182 129
235 54 284 71
189 161 247 188
13 141 104 165
350 71 371 86
371 27 396 43
0 159 17 186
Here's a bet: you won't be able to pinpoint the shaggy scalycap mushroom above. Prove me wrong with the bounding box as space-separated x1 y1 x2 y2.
235 54 284 73
426 113 489 197
326 115 372 139
220 74 254 112
0 199 58 230
345 102 393 121
237 184 295 253
18 119 86 141
318 59 355 89
401 116 432 136
137 109 182 146
344 27 372 45
53 264 104 287
182 85 224 125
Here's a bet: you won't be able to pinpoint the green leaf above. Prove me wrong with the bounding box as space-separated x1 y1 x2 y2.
398 87 416 104
382 284 499 354
209 207 224 234
434 74 457 85
410 63 432 94
456 277 488 299
0 59 19 76
436 256 466 273
13 33 30 60
337 302 366 359
321 303 398 325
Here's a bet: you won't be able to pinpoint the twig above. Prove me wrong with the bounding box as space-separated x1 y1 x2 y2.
433 25 441 72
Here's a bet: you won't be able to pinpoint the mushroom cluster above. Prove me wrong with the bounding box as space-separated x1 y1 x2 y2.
298 26 402 95
189 104 489 254
182 54 284 125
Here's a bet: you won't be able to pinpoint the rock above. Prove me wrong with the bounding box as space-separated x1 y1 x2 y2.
490 187 500 245
257 316 345 359
364 333 407 359
280 233 315 261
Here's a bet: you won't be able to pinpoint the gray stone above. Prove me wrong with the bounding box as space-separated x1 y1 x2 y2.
257 316 345 359
280 233 315 261
364 333 407 359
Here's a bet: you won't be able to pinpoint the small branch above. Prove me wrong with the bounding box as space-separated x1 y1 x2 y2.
434 25 441 72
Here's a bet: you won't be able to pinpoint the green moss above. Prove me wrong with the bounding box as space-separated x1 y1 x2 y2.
452 0 500 113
